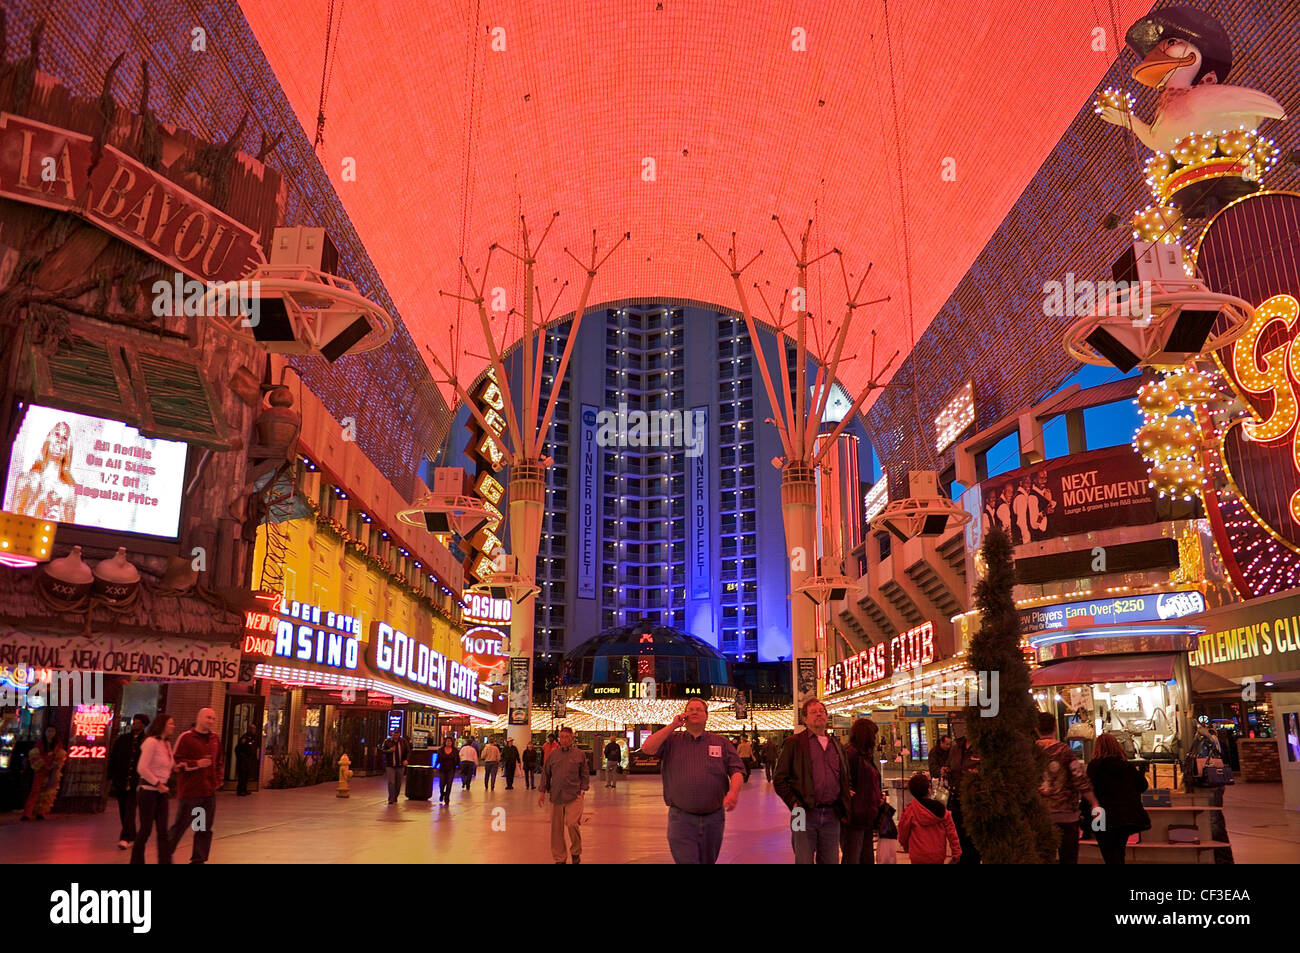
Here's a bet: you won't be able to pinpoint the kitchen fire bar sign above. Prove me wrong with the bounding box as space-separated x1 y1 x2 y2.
0 114 264 284
579 405 598 599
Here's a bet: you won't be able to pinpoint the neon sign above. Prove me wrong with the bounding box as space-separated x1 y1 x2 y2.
71 703 113 742
367 621 480 703
243 596 361 671
1229 294 1300 523
825 622 936 695
463 593 511 625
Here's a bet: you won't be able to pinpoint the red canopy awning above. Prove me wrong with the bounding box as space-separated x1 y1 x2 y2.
1030 655 1177 687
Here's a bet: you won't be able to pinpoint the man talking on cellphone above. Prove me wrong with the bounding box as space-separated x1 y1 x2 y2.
639 698 744 863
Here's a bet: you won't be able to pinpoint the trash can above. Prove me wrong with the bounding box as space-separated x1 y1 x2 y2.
404 749 436 801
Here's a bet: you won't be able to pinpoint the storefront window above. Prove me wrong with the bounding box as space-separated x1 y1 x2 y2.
1039 681 1177 758
303 705 323 759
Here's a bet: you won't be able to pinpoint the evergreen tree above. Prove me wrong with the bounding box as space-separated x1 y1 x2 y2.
958 523 1057 863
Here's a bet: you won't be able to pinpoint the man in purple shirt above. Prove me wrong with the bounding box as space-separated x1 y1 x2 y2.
774 698 852 864
640 698 744 864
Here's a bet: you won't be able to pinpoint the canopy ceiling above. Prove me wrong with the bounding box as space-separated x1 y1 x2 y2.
239 0 1151 413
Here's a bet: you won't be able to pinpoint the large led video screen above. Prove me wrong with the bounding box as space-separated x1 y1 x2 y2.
3 404 187 537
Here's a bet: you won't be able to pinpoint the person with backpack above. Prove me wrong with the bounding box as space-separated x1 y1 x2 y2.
840 718 883 864
1036 711 1099 864
1087 732 1151 864
898 772 961 864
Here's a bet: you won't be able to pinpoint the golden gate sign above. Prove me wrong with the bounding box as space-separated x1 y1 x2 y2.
0 113 265 284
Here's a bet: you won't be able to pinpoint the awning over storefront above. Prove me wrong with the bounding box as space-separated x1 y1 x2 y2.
1190 666 1244 695
1030 654 1176 687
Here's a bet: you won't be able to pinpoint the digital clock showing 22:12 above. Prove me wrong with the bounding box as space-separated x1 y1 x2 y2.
67 745 107 760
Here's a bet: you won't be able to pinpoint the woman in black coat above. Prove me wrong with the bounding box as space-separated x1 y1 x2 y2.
435 738 459 807
841 718 883 864
1087 732 1151 864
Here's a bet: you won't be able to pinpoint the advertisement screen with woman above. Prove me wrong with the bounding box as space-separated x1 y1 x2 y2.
3 405 186 537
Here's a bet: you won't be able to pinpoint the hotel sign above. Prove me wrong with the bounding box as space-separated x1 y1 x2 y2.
825 622 937 695
0 114 264 284
579 405 598 599
690 405 710 600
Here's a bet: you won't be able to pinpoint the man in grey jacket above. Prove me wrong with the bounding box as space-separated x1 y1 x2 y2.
539 726 589 864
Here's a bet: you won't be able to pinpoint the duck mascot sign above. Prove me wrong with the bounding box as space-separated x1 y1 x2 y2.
1085 8 1298 599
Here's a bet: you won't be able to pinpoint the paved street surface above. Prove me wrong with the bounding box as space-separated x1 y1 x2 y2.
3 774 1298 864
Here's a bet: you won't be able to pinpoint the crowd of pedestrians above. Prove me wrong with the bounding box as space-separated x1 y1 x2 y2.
103 707 227 865
97 693 1169 866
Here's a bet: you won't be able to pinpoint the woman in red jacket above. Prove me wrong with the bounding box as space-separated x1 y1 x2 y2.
898 773 962 864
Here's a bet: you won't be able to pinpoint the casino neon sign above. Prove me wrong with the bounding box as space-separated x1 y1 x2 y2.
825 622 937 695
243 595 361 671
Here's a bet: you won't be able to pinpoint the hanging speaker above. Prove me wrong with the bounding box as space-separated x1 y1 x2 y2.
319 315 373 363
424 511 452 534
919 513 949 536
1084 326 1141 373
1162 309 1218 355
249 297 294 343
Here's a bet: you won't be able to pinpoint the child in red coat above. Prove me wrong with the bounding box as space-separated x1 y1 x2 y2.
898 772 962 864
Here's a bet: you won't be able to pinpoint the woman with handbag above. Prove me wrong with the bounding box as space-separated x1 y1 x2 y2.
131 713 176 865
1086 732 1151 865
840 719 882 864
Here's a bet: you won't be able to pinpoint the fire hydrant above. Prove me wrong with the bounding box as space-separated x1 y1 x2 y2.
337 753 353 798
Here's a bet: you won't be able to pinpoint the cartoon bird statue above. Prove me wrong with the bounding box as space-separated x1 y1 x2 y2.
1096 7 1286 214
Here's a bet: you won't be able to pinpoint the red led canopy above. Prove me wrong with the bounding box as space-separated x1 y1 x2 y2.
239 0 1151 410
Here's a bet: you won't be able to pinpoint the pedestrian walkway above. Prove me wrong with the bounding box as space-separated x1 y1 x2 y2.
2 775 1296 863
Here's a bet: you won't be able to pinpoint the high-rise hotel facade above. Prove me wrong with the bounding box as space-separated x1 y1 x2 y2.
442 303 875 663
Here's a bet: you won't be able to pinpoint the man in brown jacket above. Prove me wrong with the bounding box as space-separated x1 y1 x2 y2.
539 726 589 864
774 699 852 864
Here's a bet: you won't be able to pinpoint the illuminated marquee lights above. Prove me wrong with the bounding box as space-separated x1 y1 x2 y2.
474 471 505 506
933 381 975 453
1226 293 1300 534
0 511 55 568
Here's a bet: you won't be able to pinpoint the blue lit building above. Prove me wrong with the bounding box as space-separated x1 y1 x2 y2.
441 303 876 664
